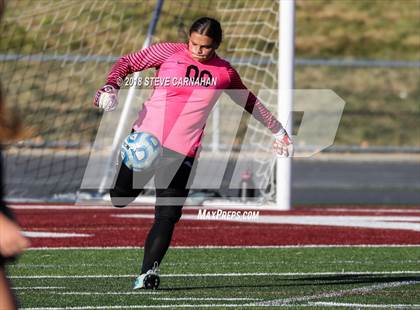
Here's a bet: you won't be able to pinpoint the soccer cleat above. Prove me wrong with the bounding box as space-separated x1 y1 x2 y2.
133 262 160 290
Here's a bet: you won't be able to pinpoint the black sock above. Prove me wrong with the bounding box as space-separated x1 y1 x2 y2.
141 218 175 273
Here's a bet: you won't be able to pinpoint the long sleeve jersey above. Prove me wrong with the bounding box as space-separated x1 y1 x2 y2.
107 42 282 157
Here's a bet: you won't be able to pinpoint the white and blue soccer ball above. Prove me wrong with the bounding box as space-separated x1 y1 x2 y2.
120 132 162 172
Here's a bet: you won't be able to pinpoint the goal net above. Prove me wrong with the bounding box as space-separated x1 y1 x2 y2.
1 0 282 205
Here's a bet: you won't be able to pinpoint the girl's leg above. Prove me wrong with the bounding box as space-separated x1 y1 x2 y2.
0 267 17 310
140 150 196 273
140 204 183 273
110 162 154 208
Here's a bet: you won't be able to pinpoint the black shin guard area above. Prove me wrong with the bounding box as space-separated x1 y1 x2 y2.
141 205 182 274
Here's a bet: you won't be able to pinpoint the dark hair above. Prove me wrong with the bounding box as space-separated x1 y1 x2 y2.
189 17 222 48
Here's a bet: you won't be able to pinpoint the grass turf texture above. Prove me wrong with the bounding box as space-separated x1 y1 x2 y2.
7 247 420 309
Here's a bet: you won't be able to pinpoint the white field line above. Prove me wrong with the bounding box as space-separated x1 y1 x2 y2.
11 264 116 268
19 305 304 309
309 302 420 308
26 244 420 250
12 286 66 290
50 294 259 300
10 259 420 269
21 304 420 310
55 291 158 295
249 280 420 306
151 297 261 301
9 270 420 279
16 282 420 310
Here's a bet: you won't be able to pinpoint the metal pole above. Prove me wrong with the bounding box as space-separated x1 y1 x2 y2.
277 0 295 210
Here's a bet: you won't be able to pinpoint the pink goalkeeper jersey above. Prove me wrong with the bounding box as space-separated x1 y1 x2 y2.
107 42 282 157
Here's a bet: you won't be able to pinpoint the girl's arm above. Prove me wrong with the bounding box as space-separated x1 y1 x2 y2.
106 42 187 88
94 43 187 111
226 67 293 157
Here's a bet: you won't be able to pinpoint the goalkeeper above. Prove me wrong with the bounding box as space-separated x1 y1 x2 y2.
93 17 292 290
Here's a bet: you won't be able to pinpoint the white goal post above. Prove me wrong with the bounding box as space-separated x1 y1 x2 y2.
95 0 296 210
2 0 296 209
277 0 295 210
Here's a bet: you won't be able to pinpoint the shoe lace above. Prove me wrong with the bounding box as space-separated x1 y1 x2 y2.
152 261 160 274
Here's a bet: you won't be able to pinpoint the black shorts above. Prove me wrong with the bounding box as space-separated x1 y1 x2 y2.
110 147 197 207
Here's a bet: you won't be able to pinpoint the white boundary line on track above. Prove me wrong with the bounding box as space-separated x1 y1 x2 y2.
27 244 420 250
9 271 420 279
114 213 420 231
325 208 420 213
9 204 420 212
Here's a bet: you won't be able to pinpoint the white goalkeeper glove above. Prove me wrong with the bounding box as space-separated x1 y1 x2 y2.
272 128 294 158
93 84 118 112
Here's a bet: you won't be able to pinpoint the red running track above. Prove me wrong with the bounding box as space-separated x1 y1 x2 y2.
10 204 420 248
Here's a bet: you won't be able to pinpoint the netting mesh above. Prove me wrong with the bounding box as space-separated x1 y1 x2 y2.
1 0 280 201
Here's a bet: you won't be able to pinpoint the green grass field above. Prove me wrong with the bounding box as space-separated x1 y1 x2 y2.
8 247 420 309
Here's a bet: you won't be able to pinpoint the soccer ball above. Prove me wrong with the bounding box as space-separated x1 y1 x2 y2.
120 132 162 172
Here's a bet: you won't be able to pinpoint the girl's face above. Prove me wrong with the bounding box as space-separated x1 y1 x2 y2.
188 32 217 62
